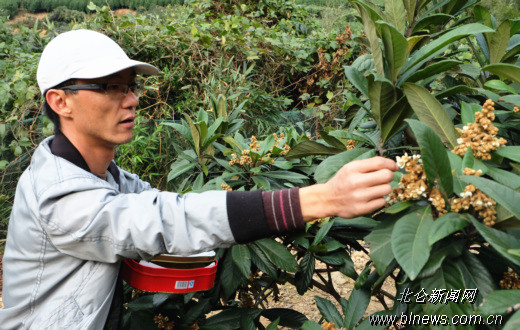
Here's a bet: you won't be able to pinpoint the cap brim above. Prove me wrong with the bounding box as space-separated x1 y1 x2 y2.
71 59 160 80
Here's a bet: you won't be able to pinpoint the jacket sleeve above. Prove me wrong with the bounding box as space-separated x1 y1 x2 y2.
37 176 236 262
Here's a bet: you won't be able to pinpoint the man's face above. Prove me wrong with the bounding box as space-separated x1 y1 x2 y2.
65 68 139 149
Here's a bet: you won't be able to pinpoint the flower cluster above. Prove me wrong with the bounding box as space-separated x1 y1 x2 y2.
451 169 496 226
346 139 356 150
220 183 232 191
272 133 291 156
154 314 174 330
321 321 343 330
499 268 520 290
229 150 253 166
387 153 429 203
428 188 447 216
513 106 519 113
452 99 507 160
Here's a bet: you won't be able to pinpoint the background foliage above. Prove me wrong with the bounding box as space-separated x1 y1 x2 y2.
1 0 520 329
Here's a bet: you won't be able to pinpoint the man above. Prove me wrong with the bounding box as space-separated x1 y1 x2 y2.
0 29 397 329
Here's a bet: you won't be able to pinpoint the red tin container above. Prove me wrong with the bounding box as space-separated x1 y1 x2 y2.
121 256 218 293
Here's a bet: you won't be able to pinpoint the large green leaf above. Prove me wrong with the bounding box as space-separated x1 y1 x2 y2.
406 59 461 83
381 96 413 142
368 73 396 129
495 146 520 163
295 252 315 295
456 251 496 305
344 66 369 97
202 308 262 330
285 140 343 159
254 238 298 272
477 290 520 315
407 119 453 196
383 0 407 33
231 244 251 278
461 175 520 220
487 166 520 190
403 83 459 148
487 20 511 64
314 148 376 184
221 251 248 297
249 244 278 278
379 21 407 82
342 288 371 330
261 308 308 328
483 63 520 85
401 23 494 77
412 13 453 34
365 217 398 275
403 0 418 25
428 213 469 246
468 215 520 266
504 310 520 330
314 296 343 326
354 3 384 75
312 219 335 246
391 207 434 280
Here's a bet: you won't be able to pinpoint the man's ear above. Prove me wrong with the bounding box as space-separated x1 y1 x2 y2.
46 89 73 118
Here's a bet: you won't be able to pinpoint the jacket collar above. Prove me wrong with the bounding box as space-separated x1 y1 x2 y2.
50 131 120 185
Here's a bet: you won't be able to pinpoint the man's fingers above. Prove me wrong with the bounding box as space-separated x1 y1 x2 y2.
359 197 387 215
358 183 393 202
348 156 398 173
362 169 395 187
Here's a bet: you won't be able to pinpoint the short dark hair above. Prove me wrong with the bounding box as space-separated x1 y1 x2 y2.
43 79 77 134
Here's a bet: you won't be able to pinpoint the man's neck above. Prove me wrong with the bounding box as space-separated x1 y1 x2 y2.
60 129 115 178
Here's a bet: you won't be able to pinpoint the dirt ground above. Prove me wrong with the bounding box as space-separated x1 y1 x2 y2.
259 249 395 327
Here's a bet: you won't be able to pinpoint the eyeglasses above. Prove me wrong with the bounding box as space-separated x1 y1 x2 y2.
60 83 143 98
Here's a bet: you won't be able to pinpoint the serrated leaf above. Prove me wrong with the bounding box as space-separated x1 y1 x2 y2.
495 146 520 163
312 219 335 245
428 213 469 246
344 66 369 97
286 140 343 159
343 288 370 330
365 217 398 275
261 309 308 328
355 3 384 75
249 244 278 279
487 166 520 190
407 119 453 196
504 310 520 330
477 290 520 315
401 23 494 76
468 215 520 267
296 253 315 295
314 296 343 326
381 96 413 142
302 321 323 330
484 79 517 94
403 83 459 148
221 251 248 297
406 59 461 83
456 251 495 305
320 130 347 150
231 244 251 278
368 73 396 129
385 201 414 214
379 21 407 82
254 238 298 272
391 207 434 280
487 20 511 64
483 63 520 85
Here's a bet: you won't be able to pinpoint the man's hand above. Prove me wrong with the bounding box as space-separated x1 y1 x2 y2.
299 156 398 221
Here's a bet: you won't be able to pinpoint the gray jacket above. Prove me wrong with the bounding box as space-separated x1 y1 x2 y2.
0 136 236 329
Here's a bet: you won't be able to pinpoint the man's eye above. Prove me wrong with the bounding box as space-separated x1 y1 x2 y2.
106 84 122 92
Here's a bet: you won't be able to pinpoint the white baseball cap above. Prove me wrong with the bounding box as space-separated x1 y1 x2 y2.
37 29 159 95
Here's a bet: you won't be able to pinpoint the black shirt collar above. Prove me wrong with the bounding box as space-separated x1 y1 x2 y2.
49 131 120 186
